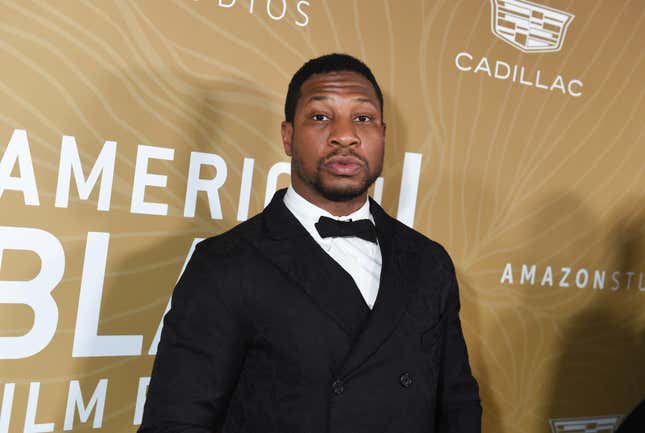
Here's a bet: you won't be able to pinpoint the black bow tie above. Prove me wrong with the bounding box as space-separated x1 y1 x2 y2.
314 216 378 243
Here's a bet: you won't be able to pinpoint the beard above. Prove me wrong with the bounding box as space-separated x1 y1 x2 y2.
291 145 383 202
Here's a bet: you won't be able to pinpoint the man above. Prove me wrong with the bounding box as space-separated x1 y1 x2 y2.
139 53 481 433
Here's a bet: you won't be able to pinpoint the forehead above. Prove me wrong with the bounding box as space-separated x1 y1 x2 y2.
299 71 379 103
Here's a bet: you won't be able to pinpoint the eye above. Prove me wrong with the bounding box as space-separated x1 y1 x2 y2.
354 114 372 123
312 114 329 121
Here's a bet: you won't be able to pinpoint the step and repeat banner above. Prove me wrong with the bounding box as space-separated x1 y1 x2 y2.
0 1 643 432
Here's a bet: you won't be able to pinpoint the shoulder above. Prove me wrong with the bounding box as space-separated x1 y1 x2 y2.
371 197 454 270
170 215 265 315
192 213 264 263
382 212 455 273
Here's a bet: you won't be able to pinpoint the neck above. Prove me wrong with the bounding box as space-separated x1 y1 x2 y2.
291 183 367 217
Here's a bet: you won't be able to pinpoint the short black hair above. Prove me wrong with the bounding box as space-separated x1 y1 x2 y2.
284 53 384 123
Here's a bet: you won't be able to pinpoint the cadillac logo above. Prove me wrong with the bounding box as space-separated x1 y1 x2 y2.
490 0 574 53
549 415 623 433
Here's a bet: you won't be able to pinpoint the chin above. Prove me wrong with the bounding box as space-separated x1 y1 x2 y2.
317 178 370 202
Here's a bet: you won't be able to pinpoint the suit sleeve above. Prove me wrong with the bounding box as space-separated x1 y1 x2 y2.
138 243 249 433
436 253 482 433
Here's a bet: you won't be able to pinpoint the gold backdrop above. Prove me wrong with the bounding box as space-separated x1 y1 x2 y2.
0 1 643 432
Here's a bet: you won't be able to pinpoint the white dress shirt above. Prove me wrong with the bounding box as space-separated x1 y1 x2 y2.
283 185 383 309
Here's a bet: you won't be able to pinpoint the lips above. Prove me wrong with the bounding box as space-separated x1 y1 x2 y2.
323 155 364 176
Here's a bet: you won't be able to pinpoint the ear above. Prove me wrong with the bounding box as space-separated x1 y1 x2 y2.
281 121 294 156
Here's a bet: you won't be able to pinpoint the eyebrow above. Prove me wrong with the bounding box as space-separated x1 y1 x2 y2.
305 95 375 104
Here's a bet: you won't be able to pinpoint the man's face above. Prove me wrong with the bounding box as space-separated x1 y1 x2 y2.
281 71 385 204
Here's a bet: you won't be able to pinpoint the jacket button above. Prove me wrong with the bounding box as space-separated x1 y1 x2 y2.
332 379 345 395
400 372 413 388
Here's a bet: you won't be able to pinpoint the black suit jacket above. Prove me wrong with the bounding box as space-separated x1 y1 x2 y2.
139 188 481 433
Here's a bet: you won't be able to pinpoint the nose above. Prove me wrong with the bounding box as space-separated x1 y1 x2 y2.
329 117 360 148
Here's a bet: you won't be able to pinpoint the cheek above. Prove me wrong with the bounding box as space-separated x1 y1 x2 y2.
363 134 385 163
299 127 328 145
293 132 327 166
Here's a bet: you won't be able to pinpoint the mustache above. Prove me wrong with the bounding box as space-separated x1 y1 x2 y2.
321 149 368 166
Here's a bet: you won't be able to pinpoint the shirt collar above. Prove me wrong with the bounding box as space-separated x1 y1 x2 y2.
283 185 374 249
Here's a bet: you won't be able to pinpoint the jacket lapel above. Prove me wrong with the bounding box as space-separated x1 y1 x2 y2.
246 189 420 379
247 189 370 341
337 197 419 379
